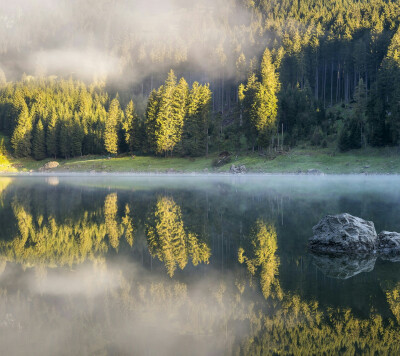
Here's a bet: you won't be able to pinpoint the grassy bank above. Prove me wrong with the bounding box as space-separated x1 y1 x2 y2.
2 145 400 174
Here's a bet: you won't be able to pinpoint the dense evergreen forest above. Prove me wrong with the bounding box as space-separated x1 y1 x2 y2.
1 0 400 159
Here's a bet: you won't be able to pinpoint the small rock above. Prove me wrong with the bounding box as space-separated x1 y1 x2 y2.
377 231 400 255
364 165 370 169
307 169 322 175
40 161 59 170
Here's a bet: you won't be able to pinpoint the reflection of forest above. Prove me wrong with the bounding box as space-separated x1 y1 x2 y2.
1 259 400 355
1 179 400 354
0 188 210 276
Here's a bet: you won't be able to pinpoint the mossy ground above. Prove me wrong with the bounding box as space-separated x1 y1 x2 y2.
1 145 400 174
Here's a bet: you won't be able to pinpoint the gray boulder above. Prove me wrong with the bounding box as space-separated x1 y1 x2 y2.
309 213 377 254
377 231 400 256
312 253 376 279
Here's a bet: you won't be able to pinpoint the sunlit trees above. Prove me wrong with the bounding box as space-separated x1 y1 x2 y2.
145 71 212 157
104 98 121 155
11 103 32 157
239 48 281 150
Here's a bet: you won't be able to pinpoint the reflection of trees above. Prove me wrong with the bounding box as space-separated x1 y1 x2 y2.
386 283 400 324
237 291 400 355
146 196 210 277
2 262 400 355
238 220 282 300
122 204 134 247
0 193 135 268
0 177 12 204
104 193 120 249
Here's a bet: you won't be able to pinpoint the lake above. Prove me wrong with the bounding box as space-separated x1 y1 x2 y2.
0 175 400 355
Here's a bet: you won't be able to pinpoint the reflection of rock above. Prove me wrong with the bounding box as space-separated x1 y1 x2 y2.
46 176 59 186
312 253 376 279
309 213 377 254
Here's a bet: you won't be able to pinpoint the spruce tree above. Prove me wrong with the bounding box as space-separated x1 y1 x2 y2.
155 70 178 156
33 119 46 160
11 104 32 157
104 97 120 155
170 77 188 155
72 113 84 157
46 110 58 158
145 89 161 153
122 100 138 153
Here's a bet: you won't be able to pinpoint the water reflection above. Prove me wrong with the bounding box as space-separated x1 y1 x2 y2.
238 220 282 299
311 253 377 279
146 196 210 277
0 176 400 354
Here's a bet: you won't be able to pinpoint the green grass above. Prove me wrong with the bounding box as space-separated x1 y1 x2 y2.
1 145 400 174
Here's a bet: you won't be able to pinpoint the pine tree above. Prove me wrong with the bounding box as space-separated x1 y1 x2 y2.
11 103 32 157
155 70 179 156
122 100 138 153
181 82 211 156
104 97 120 155
32 119 46 160
259 47 279 135
170 77 188 154
46 110 58 158
59 119 72 158
145 89 161 153
72 113 84 157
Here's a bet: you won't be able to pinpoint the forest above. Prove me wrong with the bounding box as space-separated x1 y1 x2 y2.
1 0 400 159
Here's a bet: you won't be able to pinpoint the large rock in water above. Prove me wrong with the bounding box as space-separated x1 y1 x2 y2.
309 213 377 254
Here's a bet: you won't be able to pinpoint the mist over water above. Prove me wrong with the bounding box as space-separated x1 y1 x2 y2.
1 175 400 354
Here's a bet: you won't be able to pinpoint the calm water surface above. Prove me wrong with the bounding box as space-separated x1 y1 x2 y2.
0 175 400 355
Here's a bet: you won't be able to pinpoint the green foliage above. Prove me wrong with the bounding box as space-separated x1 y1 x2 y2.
338 118 362 152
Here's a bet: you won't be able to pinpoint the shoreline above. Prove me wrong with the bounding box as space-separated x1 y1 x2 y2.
2 147 400 175
1 171 399 177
